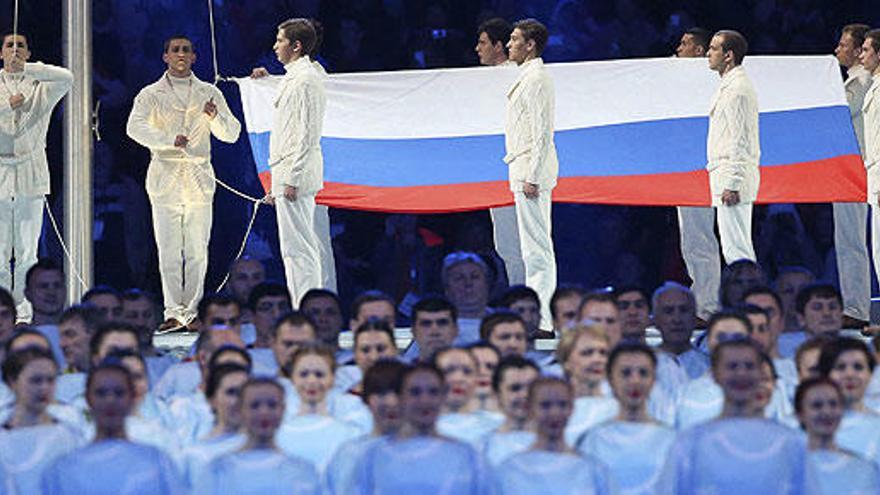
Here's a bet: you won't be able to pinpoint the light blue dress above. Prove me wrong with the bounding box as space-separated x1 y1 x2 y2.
276 414 361 473
153 361 201 401
836 410 880 470
41 439 186 495
193 449 320 495
658 418 815 494
809 449 880 495
577 421 674 495
325 435 382 495
565 396 618 446
145 354 178 387
495 449 615 495
54 372 85 405
677 348 710 380
247 347 278 377
481 429 535 467
0 422 82 494
437 411 504 447
167 392 214 443
179 433 246 488
676 374 792 429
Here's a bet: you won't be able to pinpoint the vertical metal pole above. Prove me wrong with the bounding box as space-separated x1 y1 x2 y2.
62 0 92 304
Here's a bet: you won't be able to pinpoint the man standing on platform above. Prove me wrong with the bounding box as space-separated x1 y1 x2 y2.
0 32 72 321
504 19 558 332
705 30 760 280
127 35 241 331
861 30 880 306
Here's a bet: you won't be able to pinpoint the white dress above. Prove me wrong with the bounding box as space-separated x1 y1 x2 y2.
481 429 535 467
437 411 504 447
565 396 618 446
577 420 674 495
167 391 214 444
193 449 320 495
0 422 82 494
809 449 880 495
836 410 880 470
275 414 361 473
325 435 382 495
676 373 792 429
153 361 201 401
495 449 614 495
41 439 186 495
179 433 246 488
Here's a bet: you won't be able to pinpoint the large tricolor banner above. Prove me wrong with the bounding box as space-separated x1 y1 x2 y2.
236 56 864 213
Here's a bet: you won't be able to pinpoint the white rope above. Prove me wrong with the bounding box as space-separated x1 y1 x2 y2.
214 199 261 293
43 197 89 291
11 0 18 59
206 0 221 84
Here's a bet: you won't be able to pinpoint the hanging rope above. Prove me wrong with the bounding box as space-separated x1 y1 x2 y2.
11 0 18 59
206 0 221 85
213 199 262 293
43 198 89 291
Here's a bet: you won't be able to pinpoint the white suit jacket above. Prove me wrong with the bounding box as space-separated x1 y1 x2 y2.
126 72 240 204
862 75 880 199
269 56 326 196
504 58 559 192
845 64 872 159
706 65 760 206
0 62 72 199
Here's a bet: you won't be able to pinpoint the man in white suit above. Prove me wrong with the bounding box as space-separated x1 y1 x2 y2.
127 35 241 331
705 30 760 273
860 30 880 309
504 19 558 331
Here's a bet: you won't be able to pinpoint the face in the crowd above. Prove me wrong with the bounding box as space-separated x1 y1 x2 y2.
436 349 477 409
292 354 334 405
797 347 822 381
776 272 812 326
241 383 284 440
471 347 499 398
444 262 489 313
745 312 771 353
530 382 573 440
1 35 29 72
862 38 880 73
712 345 761 405
0 303 14 346
564 333 609 387
506 28 534 65
475 32 502 65
552 294 582 332
211 371 248 430
653 289 696 348
798 383 843 439
609 352 655 410
724 266 765 307
86 294 123 322
302 296 343 346
8 333 51 353
367 389 402 435
274 28 299 65
744 293 783 347
351 300 396 330
228 260 265 303
509 297 540 333
272 322 316 373
95 331 139 364
59 316 91 371
413 310 458 359
401 369 446 431
753 361 775 413
580 300 622 347
25 269 65 317
676 33 704 58
707 317 750 353
163 37 196 77
252 295 292 340
828 350 872 405
488 321 528 358
354 330 397 372
202 303 242 334
121 297 157 339
120 356 149 403
87 369 134 432
12 358 57 414
799 296 843 337
616 291 650 339
836 32 862 68
498 366 539 423
707 34 730 74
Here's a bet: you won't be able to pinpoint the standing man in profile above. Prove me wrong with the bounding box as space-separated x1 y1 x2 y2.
861 30 880 306
674 27 720 326
705 31 760 279
832 24 872 329
504 19 558 332
127 35 241 331
475 17 525 289
0 32 72 321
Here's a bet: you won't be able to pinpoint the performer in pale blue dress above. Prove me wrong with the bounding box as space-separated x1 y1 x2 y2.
276 344 360 473
556 324 618 445
578 342 674 495
41 362 186 494
659 337 814 494
0 349 82 494
194 374 320 494
495 375 614 495
326 359 407 495
819 337 880 468
356 363 491 494
434 347 503 446
481 356 539 467
795 377 880 494
179 363 249 487
114 352 178 456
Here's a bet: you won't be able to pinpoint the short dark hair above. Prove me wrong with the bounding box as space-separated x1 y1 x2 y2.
25 258 63 288
743 286 783 314
0 32 28 49
354 317 396 349
498 285 540 309
685 27 712 52
197 293 241 323
613 286 651 309
247 282 291 311
163 34 194 53
350 290 395 321
59 304 104 332
512 18 549 56
89 322 139 358
120 288 157 305
273 310 317 340
739 304 769 323
710 338 763 372
578 290 617 316
82 285 121 305
818 337 876 376
606 342 657 376
412 296 457 322
707 309 753 342
241 376 285 401
492 355 538 393
208 344 253 373
868 29 880 53
795 283 842 315
362 359 406 402
477 17 513 54
86 361 134 400
2 347 56 385
479 311 525 341
550 284 584 319
842 24 871 48
300 288 341 313
0 286 15 319
401 362 444 393
796 335 836 371
794 377 843 420
4 329 50 355
278 18 316 57
205 363 250 399
715 30 748 65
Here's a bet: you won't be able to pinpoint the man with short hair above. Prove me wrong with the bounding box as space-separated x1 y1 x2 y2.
22 259 66 366
834 24 873 329
498 285 552 340
614 286 651 342
226 256 266 306
861 30 880 332
774 266 814 332
300 288 344 350
675 27 711 58
479 311 528 358
475 17 513 67
0 287 15 360
120 288 175 385
578 292 622 347
271 311 317 375
742 286 797 397
127 35 241 332
0 32 72 322
481 355 539 466
349 290 396 330
406 296 459 362
247 282 292 375
59 304 103 374
504 19 558 330
81 285 123 322
705 30 760 287
549 285 583 334
652 282 708 382
442 252 491 343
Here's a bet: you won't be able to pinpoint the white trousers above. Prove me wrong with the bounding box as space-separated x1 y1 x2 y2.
871 204 880 316
716 202 756 263
0 196 43 306
677 206 721 320
315 204 337 293
151 201 212 324
833 202 870 321
490 205 525 285
514 191 556 329
277 193 322 305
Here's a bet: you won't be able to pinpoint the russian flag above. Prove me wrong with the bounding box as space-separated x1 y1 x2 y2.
236 56 864 213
